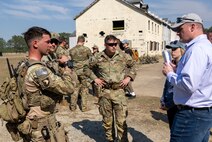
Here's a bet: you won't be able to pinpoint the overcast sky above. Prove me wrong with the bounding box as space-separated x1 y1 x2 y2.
0 0 211 41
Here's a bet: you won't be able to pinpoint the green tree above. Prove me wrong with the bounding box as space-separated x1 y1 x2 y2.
204 26 212 33
0 38 6 49
7 35 27 52
59 32 72 40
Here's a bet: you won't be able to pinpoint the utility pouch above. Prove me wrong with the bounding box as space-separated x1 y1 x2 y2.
93 83 102 98
17 119 32 135
6 122 22 142
30 116 38 129
41 126 50 140
54 121 69 142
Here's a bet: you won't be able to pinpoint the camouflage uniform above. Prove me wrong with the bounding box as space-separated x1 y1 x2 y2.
69 45 92 111
55 45 70 74
42 52 60 75
42 52 57 62
55 45 79 107
19 59 74 142
55 45 70 58
84 50 136 142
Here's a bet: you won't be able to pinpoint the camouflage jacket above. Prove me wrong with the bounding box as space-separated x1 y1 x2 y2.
84 50 136 83
41 53 60 76
56 45 70 58
69 45 92 75
23 59 74 113
41 52 57 63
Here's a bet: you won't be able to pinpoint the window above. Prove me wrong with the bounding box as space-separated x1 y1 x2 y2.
154 42 157 51
150 41 153 51
158 25 159 34
155 24 156 33
113 20 124 30
148 20 150 30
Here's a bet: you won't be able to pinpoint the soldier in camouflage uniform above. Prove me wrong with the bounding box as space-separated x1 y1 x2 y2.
55 37 69 58
41 33 60 75
84 35 136 142
55 36 79 107
19 26 74 142
69 35 92 112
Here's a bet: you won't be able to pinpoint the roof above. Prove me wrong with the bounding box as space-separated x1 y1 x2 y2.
74 0 170 26
125 0 142 4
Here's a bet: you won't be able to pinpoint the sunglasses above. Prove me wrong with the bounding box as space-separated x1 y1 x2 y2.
106 43 118 47
176 17 195 23
50 39 59 44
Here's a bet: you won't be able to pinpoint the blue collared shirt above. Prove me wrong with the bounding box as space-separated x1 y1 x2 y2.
167 34 212 107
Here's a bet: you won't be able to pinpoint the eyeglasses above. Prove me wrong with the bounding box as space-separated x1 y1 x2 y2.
176 17 195 23
106 43 118 47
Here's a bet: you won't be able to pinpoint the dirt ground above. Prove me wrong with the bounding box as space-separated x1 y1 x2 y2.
0 54 211 142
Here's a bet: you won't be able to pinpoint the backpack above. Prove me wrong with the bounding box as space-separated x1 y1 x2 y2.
0 59 41 123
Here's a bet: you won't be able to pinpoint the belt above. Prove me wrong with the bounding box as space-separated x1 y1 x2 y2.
103 82 123 90
177 105 212 110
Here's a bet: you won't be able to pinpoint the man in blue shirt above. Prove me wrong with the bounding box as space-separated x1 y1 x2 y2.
162 13 212 142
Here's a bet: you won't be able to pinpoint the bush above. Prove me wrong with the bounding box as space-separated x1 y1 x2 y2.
139 55 159 64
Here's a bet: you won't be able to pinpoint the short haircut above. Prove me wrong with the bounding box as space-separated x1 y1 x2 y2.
23 26 51 47
77 35 85 43
104 35 117 44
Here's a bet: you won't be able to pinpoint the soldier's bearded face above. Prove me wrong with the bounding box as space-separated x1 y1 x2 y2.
105 39 117 55
37 34 52 55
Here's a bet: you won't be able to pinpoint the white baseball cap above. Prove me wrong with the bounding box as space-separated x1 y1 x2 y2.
171 13 203 32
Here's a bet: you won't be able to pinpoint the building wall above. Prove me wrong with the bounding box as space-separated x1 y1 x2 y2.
76 0 166 56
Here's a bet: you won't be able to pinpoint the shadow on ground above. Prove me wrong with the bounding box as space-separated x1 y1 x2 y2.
150 110 168 124
72 120 106 142
128 127 153 142
72 119 153 142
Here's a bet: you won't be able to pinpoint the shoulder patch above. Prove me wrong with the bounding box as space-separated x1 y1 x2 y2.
35 68 48 77
34 67 51 89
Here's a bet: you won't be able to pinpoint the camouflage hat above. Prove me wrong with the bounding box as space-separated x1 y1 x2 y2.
51 32 60 40
92 44 99 49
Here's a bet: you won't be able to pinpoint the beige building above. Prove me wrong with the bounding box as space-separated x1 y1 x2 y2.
74 0 176 56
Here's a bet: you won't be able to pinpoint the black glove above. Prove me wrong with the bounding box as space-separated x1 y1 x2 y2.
65 60 74 69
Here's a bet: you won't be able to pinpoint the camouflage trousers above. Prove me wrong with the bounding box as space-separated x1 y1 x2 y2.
17 114 69 142
125 81 134 93
98 89 128 142
70 75 90 111
125 68 134 94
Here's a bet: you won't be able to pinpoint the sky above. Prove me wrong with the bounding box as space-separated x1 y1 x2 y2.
0 0 211 41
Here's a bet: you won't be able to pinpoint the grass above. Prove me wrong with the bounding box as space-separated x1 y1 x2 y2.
0 54 27 84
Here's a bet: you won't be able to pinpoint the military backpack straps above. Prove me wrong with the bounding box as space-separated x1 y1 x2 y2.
0 59 42 123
